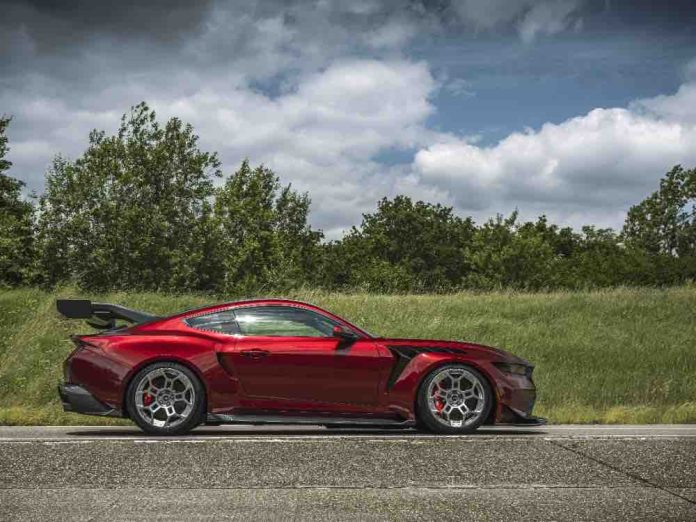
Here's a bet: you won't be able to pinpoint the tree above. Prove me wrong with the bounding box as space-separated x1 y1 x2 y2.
463 212 561 290
36 103 221 291
559 226 629 288
323 196 475 291
0 117 10 175
211 161 322 294
623 165 696 257
214 160 322 293
0 117 34 286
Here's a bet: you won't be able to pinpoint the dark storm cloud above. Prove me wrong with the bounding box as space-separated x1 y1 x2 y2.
0 0 218 91
0 0 590 63
4 0 693 68
0 1 423 86
1 0 407 51
595 0 696 30
0 0 591 103
1 0 214 49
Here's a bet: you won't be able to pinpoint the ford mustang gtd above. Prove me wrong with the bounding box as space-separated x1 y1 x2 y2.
57 298 544 435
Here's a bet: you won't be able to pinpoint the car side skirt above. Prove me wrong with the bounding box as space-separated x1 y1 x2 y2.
206 413 416 427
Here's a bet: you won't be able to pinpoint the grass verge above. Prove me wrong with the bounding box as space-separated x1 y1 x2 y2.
1 286 695 425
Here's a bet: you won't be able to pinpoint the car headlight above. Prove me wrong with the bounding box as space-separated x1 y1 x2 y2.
494 362 531 376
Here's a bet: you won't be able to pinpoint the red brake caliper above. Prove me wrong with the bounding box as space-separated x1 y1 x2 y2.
143 392 153 406
433 391 444 413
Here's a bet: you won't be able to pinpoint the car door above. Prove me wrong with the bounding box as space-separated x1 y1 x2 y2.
229 305 387 408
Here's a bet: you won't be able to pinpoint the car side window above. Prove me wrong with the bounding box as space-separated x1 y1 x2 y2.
234 306 339 337
185 309 240 335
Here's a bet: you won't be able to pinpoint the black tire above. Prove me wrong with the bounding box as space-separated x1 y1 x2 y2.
126 362 205 436
416 364 493 435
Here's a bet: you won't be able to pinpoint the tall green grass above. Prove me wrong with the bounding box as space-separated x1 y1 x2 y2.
0 286 695 425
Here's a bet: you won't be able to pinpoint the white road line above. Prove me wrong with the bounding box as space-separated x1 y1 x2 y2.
1 425 695 442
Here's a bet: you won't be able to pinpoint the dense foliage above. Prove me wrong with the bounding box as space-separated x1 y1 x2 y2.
0 116 35 286
36 104 221 292
1 105 695 293
211 160 322 294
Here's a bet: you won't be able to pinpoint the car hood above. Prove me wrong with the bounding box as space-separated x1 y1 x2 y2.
376 337 532 366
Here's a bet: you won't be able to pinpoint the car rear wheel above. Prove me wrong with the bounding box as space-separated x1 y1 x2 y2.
416 364 492 434
126 362 205 435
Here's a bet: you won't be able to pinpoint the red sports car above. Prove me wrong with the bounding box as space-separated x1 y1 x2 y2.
57 298 544 435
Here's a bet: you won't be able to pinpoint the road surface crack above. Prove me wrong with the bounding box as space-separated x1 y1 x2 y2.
548 439 695 506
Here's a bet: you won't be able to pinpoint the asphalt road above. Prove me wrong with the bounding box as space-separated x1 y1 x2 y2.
1 425 695 521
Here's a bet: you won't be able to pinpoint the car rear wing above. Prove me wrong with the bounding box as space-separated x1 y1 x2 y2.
56 299 161 330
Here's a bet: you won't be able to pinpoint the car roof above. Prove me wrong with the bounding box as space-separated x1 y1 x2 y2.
126 298 373 338
169 298 342 324
183 298 322 316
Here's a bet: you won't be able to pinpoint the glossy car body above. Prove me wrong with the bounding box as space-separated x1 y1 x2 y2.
58 298 543 428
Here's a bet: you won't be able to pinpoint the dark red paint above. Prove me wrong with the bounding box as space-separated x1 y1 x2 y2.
63 299 540 425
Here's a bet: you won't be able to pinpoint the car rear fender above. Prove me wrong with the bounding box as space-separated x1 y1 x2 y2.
121 356 209 418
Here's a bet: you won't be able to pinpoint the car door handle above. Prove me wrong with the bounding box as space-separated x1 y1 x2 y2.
240 349 270 359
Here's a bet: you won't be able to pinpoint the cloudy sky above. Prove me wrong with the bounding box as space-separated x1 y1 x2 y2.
2 0 696 237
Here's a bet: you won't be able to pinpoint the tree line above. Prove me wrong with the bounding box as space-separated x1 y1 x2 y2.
1 103 695 294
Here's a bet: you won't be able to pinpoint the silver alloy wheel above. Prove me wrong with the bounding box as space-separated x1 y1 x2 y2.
134 367 195 429
426 367 486 428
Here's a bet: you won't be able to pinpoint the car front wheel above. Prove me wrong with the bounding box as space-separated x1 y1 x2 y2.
416 364 492 434
126 362 205 435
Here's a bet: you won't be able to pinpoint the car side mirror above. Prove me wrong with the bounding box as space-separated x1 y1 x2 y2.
333 325 359 342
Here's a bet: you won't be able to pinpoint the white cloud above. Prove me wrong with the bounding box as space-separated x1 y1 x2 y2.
7 57 696 236
147 59 437 236
412 81 696 228
3 57 437 237
631 82 696 126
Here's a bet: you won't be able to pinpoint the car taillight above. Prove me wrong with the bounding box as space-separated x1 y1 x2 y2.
64 336 96 382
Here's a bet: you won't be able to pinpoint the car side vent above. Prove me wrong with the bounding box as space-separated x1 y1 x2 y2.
385 346 464 390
